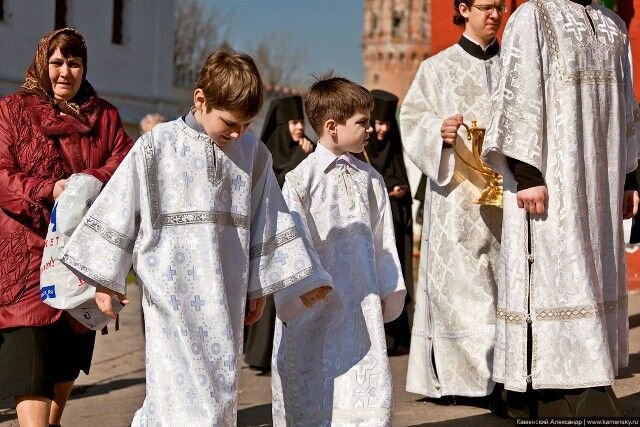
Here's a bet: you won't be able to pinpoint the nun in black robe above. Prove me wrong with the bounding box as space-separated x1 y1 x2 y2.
244 95 313 372
355 89 414 354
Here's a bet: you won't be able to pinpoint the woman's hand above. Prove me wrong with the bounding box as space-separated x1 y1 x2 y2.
52 179 67 201
95 285 129 320
298 137 313 155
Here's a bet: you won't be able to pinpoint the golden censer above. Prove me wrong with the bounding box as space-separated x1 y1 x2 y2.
453 121 503 207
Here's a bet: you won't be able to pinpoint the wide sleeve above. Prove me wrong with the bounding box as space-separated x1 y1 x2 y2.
248 150 332 322
622 37 640 172
0 99 57 227
373 177 406 322
60 141 142 296
399 60 455 186
482 3 547 175
81 106 134 183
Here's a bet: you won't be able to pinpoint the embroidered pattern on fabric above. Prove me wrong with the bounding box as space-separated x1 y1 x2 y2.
248 267 313 298
249 226 300 260
60 253 124 293
205 142 223 186
496 309 525 324
158 211 248 229
497 296 627 323
535 297 626 321
531 0 618 86
84 215 135 252
141 133 246 229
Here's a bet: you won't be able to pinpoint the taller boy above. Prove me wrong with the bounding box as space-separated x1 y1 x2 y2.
272 76 406 426
61 50 332 425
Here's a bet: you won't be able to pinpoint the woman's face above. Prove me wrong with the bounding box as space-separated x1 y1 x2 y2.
288 119 304 142
48 47 84 101
374 120 391 141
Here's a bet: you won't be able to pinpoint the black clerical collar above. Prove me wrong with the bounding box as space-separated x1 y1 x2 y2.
458 35 499 60
570 0 592 6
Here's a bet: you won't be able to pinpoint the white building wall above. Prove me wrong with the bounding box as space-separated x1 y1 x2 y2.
0 0 182 137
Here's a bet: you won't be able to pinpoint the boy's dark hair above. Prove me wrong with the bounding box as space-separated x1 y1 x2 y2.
195 49 263 118
304 72 374 136
453 0 473 26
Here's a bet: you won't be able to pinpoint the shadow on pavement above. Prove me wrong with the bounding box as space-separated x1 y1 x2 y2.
620 391 640 416
238 403 272 426
618 352 640 379
408 412 512 426
630 313 640 330
69 377 145 401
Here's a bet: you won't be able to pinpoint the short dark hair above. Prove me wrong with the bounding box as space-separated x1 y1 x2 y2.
304 72 374 136
453 0 474 26
195 48 264 118
49 30 87 73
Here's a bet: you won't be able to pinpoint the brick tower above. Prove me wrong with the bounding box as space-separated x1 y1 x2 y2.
362 0 431 101
362 0 529 102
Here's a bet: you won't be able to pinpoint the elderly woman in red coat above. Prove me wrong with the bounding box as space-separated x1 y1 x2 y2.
0 28 132 426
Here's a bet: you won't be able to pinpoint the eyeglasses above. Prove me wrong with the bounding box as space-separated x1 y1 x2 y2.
472 4 507 14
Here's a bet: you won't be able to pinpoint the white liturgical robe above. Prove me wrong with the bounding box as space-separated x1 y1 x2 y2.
483 0 639 392
61 117 331 425
271 143 406 427
400 39 502 397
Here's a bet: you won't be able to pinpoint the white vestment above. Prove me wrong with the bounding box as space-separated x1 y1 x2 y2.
400 42 502 397
271 143 406 426
61 118 330 425
483 0 639 392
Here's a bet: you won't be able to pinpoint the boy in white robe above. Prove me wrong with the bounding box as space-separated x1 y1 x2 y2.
271 75 406 426
60 49 332 426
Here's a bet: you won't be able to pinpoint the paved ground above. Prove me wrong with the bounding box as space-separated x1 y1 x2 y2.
2 284 639 426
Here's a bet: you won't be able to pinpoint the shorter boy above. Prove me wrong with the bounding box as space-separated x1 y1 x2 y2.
271 75 406 426
61 49 331 426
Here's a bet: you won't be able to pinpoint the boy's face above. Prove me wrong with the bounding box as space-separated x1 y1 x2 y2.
193 89 255 146
335 111 373 154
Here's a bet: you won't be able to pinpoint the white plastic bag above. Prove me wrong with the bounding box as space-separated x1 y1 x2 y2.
40 173 122 330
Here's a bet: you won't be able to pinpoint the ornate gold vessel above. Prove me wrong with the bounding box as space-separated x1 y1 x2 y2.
453 121 503 207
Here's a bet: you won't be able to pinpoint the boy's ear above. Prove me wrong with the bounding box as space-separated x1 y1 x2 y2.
193 88 206 111
324 119 337 136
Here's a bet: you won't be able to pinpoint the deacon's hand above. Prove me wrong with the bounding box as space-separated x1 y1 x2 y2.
245 296 266 325
441 114 464 146
622 190 640 219
95 285 129 320
299 285 333 308
517 185 548 215
299 137 314 154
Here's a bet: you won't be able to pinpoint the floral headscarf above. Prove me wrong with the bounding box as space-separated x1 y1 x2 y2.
20 28 93 122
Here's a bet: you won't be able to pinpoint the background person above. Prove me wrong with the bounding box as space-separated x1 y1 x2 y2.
0 28 132 427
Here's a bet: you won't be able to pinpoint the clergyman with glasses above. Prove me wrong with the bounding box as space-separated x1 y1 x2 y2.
399 0 504 401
